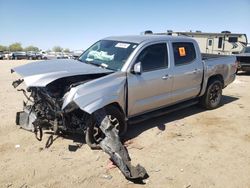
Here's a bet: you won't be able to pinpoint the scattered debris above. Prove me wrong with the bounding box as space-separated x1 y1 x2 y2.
154 169 161 172
68 145 80 152
95 109 149 183
106 159 117 170
95 155 100 161
100 174 112 180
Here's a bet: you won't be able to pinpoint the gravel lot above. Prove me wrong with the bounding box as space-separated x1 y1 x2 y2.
0 60 250 188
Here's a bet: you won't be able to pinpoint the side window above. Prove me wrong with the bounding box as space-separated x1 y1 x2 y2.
172 42 196 66
228 37 238 43
137 43 168 72
208 39 213 46
218 37 223 48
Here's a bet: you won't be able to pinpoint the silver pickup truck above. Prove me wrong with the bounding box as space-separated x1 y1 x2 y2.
12 35 237 147
12 35 237 181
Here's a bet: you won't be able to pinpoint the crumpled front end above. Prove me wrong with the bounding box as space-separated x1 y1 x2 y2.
11 62 149 183
12 73 107 136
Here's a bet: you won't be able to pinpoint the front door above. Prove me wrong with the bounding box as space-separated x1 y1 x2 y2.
127 43 173 117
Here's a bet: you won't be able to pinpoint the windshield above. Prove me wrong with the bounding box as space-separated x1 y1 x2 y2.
78 40 138 71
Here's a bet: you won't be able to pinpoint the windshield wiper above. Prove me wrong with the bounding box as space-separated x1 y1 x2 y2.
78 59 115 71
88 61 115 71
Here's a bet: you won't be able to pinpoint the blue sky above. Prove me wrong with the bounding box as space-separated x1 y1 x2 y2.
0 0 249 50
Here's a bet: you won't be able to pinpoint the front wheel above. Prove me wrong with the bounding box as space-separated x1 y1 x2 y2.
201 80 223 110
85 105 126 149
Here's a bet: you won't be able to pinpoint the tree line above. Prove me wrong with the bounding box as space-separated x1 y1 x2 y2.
0 43 70 53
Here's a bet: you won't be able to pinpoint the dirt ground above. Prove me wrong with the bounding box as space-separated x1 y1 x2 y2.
0 60 250 188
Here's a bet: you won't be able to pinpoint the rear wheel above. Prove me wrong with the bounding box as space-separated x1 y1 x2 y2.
85 105 126 149
201 79 223 110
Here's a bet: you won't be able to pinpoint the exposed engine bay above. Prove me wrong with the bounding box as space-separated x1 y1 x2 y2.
14 74 107 134
12 73 148 183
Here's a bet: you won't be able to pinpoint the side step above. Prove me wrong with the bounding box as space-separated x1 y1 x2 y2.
128 99 199 125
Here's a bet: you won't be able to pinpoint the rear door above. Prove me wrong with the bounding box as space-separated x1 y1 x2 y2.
171 42 203 102
127 42 173 116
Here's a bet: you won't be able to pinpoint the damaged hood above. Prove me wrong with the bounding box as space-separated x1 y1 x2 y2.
11 59 113 87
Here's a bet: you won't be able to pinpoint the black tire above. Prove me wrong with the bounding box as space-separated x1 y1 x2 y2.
85 105 126 149
201 79 223 110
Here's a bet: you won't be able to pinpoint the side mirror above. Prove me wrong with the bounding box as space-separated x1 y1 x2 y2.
132 62 142 74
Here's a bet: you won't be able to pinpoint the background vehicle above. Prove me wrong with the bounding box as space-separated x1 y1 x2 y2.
236 46 250 73
41 52 69 60
26 51 43 60
56 52 70 59
0 51 4 60
143 30 248 55
41 52 57 60
71 50 84 59
11 52 27 60
12 35 237 149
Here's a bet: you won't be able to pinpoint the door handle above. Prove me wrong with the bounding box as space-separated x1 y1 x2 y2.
162 75 170 80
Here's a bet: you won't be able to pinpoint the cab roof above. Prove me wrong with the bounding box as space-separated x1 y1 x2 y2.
104 35 191 44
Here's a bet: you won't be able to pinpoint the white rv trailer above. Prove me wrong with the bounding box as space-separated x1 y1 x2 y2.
143 30 248 55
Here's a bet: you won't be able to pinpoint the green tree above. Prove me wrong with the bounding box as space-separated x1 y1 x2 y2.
0 45 8 51
63 48 70 53
52 46 63 52
9 43 23 52
24 45 39 52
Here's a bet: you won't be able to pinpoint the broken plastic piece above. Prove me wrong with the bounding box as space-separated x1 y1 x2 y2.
93 109 149 182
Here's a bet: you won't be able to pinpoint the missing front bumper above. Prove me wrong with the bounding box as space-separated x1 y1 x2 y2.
16 108 37 131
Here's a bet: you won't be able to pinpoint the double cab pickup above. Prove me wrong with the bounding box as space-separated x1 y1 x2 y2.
12 35 237 148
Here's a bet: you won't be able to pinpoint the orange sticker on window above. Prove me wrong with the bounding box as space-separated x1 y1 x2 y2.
179 47 186 56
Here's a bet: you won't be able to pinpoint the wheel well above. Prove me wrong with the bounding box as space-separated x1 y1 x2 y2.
105 102 125 116
207 74 224 87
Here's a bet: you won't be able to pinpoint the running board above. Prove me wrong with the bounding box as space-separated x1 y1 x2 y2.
128 99 199 125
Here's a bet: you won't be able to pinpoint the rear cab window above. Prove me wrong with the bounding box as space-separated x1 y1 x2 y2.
172 42 196 66
136 43 168 72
